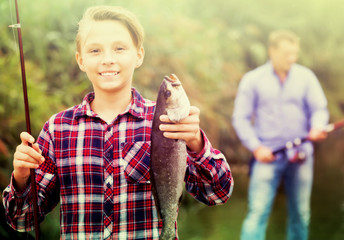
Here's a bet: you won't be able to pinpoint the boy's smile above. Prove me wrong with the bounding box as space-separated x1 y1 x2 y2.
75 20 144 95
100 71 120 77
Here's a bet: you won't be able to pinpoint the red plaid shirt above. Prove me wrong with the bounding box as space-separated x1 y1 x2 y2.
3 88 233 239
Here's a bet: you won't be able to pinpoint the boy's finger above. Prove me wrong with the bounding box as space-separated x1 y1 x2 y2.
160 123 198 133
159 106 200 123
163 131 195 142
16 145 44 164
189 106 200 115
14 151 42 165
159 115 171 123
20 132 35 145
160 115 199 125
32 143 42 154
14 159 40 169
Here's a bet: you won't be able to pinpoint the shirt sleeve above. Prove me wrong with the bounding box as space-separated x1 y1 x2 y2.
232 74 261 151
305 71 329 128
2 121 60 232
184 130 233 206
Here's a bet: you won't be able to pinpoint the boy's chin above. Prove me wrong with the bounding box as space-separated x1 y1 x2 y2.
95 83 131 94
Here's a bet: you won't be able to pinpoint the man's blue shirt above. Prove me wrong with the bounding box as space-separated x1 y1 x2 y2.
232 61 329 152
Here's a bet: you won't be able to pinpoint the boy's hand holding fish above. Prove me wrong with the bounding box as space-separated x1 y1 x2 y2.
159 106 204 154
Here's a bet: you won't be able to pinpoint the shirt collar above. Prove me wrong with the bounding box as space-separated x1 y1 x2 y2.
128 88 146 119
266 60 296 74
266 60 295 83
75 88 147 120
74 92 97 119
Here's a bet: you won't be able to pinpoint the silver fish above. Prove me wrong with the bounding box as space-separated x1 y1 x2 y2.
150 74 190 240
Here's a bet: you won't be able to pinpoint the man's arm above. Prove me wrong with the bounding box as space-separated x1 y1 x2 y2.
306 71 329 141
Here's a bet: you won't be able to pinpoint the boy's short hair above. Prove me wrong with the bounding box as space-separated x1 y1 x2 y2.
76 6 144 52
268 30 300 48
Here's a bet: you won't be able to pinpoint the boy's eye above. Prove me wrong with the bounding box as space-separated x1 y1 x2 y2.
115 47 125 52
90 49 100 53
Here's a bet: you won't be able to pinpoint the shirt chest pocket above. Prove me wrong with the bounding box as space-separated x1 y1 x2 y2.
121 141 151 184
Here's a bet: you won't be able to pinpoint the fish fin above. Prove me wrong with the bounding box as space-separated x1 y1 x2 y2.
178 192 183 208
153 190 162 220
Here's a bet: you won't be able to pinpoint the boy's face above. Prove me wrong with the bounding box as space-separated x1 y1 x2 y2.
76 20 144 95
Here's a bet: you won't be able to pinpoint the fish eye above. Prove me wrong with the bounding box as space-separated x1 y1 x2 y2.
164 90 171 98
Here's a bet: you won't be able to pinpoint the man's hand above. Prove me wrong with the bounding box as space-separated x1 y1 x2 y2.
308 128 327 142
253 145 275 163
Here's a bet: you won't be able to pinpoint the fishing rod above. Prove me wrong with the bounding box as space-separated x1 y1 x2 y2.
273 119 344 156
9 0 40 239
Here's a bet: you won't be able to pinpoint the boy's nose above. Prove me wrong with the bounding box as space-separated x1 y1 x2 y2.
101 51 116 65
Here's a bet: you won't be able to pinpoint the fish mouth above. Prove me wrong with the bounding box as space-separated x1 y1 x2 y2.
164 74 181 87
99 71 119 76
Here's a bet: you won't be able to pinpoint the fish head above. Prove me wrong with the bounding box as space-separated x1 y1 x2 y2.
161 74 190 123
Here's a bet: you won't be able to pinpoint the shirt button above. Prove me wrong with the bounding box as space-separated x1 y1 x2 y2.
105 152 112 158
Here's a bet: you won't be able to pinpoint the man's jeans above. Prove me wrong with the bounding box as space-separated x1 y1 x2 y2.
241 151 313 240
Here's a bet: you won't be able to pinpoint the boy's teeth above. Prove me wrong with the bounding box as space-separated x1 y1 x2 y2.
101 72 118 76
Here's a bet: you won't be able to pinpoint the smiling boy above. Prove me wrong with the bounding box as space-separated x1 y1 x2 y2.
75 15 144 123
3 6 233 240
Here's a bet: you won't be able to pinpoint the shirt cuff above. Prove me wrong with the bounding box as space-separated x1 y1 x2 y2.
187 129 211 163
10 172 31 198
247 138 262 152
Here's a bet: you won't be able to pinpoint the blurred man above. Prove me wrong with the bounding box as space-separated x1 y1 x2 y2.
232 30 329 240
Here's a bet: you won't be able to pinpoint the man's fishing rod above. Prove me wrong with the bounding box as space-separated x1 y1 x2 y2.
273 119 344 156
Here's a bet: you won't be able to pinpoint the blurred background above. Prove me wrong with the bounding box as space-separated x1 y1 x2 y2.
0 0 343 239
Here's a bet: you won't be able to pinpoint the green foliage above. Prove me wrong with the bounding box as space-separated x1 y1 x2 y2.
2 0 344 158
1 0 344 239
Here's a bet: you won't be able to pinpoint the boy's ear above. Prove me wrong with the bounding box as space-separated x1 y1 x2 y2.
75 52 86 72
135 47 145 68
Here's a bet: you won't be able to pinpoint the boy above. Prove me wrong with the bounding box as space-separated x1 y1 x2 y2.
3 6 233 240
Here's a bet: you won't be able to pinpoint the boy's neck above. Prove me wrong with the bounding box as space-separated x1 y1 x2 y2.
91 90 132 124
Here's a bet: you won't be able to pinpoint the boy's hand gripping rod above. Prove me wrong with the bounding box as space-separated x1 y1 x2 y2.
9 0 40 239
273 119 344 155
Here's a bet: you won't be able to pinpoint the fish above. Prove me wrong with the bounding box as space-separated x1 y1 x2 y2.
150 74 191 240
